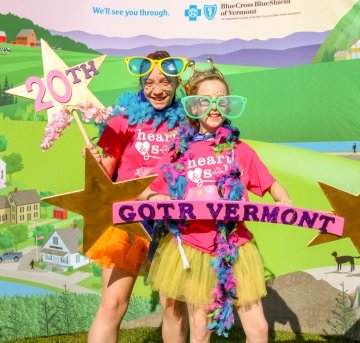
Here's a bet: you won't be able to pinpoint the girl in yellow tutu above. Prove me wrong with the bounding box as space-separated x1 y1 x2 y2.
144 59 292 342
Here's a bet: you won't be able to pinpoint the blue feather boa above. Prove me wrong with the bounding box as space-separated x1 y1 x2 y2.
97 91 185 135
161 121 244 337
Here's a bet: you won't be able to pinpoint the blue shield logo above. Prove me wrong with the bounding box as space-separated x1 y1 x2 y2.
204 4 217 20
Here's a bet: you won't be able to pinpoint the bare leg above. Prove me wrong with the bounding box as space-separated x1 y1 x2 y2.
160 295 189 343
87 268 137 343
237 301 268 343
186 303 211 343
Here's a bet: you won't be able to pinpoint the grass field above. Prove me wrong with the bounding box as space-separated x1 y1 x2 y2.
4 327 357 342
3 44 360 144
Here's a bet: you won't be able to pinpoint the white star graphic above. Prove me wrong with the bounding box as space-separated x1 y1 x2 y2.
6 39 106 121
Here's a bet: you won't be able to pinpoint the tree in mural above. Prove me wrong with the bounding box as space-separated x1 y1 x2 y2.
0 231 14 249
73 217 84 229
2 152 23 182
38 297 59 337
39 191 54 216
0 285 103 340
0 135 8 152
2 302 28 340
7 224 28 250
321 48 336 62
56 285 88 334
91 262 102 277
325 282 356 339
0 76 16 106
33 223 55 244
12 103 38 121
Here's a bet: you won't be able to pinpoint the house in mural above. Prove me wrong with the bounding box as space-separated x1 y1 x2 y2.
0 31 6 43
0 196 10 225
349 38 360 59
40 226 88 271
15 29 37 46
334 50 351 61
53 206 68 220
334 38 360 61
7 188 40 224
0 159 6 189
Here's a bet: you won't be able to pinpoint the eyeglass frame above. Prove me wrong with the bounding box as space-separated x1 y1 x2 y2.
181 95 248 119
124 56 190 77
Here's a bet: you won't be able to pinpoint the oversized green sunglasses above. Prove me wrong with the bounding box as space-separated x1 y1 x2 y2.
181 95 247 119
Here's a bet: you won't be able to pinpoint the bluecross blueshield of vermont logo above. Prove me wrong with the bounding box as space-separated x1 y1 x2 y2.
204 4 217 20
184 4 202 21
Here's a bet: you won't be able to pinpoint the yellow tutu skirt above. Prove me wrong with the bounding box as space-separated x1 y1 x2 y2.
86 226 150 275
147 235 266 307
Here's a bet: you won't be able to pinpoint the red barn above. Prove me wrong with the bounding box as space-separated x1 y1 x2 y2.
16 29 37 46
0 31 7 43
53 207 68 220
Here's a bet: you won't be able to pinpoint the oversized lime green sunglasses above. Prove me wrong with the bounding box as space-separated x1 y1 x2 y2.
124 56 189 77
181 95 247 119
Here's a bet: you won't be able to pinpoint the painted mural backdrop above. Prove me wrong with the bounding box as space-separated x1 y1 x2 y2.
1 0 360 340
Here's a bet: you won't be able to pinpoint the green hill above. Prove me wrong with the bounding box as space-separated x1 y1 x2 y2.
0 12 97 54
228 59 360 142
2 45 360 143
312 0 360 63
2 48 360 142
0 45 267 120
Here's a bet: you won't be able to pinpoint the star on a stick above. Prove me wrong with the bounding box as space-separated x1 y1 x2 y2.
42 149 155 253
6 39 106 121
308 182 360 249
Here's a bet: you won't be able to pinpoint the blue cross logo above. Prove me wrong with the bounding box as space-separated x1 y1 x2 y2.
185 5 201 21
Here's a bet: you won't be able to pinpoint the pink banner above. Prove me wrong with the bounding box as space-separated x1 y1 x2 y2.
113 200 344 236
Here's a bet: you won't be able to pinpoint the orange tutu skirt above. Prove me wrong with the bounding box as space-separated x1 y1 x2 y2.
86 226 150 275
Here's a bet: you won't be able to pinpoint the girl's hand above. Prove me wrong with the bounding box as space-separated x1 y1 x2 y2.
146 193 170 201
270 182 292 207
82 144 101 163
276 199 293 207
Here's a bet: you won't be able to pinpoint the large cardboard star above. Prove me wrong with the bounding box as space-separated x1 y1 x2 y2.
6 39 106 121
42 149 155 253
308 182 360 249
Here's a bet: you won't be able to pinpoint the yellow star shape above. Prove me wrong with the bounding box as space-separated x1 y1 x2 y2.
42 149 155 254
6 39 106 121
308 182 360 250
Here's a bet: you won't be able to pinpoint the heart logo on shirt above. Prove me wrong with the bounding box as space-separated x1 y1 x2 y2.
187 168 203 184
135 141 150 156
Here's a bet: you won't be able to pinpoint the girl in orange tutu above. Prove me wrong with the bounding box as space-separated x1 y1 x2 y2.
86 51 189 343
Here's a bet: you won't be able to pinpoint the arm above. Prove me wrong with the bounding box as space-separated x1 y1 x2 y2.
137 150 172 201
83 144 117 178
138 188 170 201
269 181 292 206
87 115 127 179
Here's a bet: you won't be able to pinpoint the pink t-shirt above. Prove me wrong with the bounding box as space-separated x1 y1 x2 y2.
98 115 177 181
150 139 276 255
